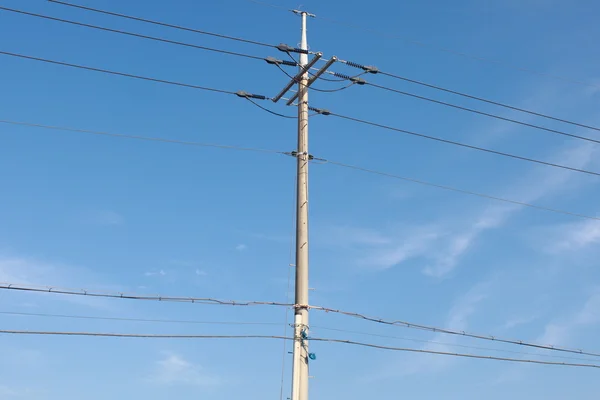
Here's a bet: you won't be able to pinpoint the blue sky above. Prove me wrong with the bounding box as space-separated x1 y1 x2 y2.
1 0 600 398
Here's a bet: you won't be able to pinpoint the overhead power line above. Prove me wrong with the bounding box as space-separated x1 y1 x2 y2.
308 305 600 358
242 0 599 90
322 159 600 222
3 118 598 222
1 329 599 369
363 81 600 145
3 282 599 359
323 111 600 178
4 309 593 363
0 311 281 326
376 70 600 133
0 120 286 155
0 50 237 95
47 0 276 49
0 283 293 308
0 7 267 62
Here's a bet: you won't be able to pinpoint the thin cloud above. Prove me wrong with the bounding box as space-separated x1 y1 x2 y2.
149 352 219 387
235 244 248 251
144 270 166 277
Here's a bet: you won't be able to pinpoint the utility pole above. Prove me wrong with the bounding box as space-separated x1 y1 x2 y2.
273 10 333 400
291 10 311 400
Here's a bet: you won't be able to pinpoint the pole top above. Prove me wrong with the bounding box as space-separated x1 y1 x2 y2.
292 9 316 17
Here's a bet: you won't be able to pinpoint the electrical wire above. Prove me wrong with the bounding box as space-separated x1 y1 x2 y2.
377 70 600 133
0 50 238 95
1 329 599 369
0 311 281 326
47 0 276 49
326 111 600 178
2 310 593 363
311 325 599 363
245 97 297 118
310 338 600 369
312 23 600 90
308 305 600 358
0 7 266 61
364 81 600 145
0 283 294 308
278 164 298 400
321 159 600 221
4 282 599 359
0 119 286 156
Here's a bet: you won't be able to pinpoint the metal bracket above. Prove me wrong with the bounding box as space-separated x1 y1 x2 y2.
272 53 323 103
286 56 338 106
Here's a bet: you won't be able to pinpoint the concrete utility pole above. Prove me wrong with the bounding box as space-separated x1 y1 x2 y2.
291 10 311 400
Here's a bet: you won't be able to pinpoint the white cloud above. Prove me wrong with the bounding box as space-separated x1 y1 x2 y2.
144 270 166 277
551 220 600 252
235 244 248 251
195 269 207 276
377 281 489 378
149 352 219 387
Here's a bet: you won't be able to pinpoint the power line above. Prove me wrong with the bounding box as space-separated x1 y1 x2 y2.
3 309 593 363
0 50 238 95
0 7 267 62
0 283 293 308
0 311 281 326
308 305 600 358
310 338 600 370
0 119 286 155
1 329 599 369
311 325 599 363
363 81 600 145
4 118 598 222
47 0 277 49
324 111 600 178
321 159 600 221
375 70 600 133
4 282 599 359
245 97 297 119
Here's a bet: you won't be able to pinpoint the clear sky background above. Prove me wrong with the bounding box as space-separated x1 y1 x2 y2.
1 0 600 398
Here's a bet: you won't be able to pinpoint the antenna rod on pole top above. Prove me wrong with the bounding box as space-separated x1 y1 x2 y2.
290 9 311 400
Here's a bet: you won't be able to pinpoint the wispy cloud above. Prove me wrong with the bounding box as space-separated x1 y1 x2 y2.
149 352 219 387
195 269 207 276
376 280 489 379
144 270 166 277
235 244 248 251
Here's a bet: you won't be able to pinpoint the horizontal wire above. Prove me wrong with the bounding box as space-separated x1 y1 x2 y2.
308 305 600 358
328 112 600 177
2 310 591 362
3 282 599 359
311 338 600 369
0 119 286 155
0 50 237 95
365 81 600 145
275 63 354 93
0 7 265 61
322 159 600 221
47 0 276 49
1 329 598 369
0 283 294 308
378 71 600 133
0 311 281 326
311 326 600 363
